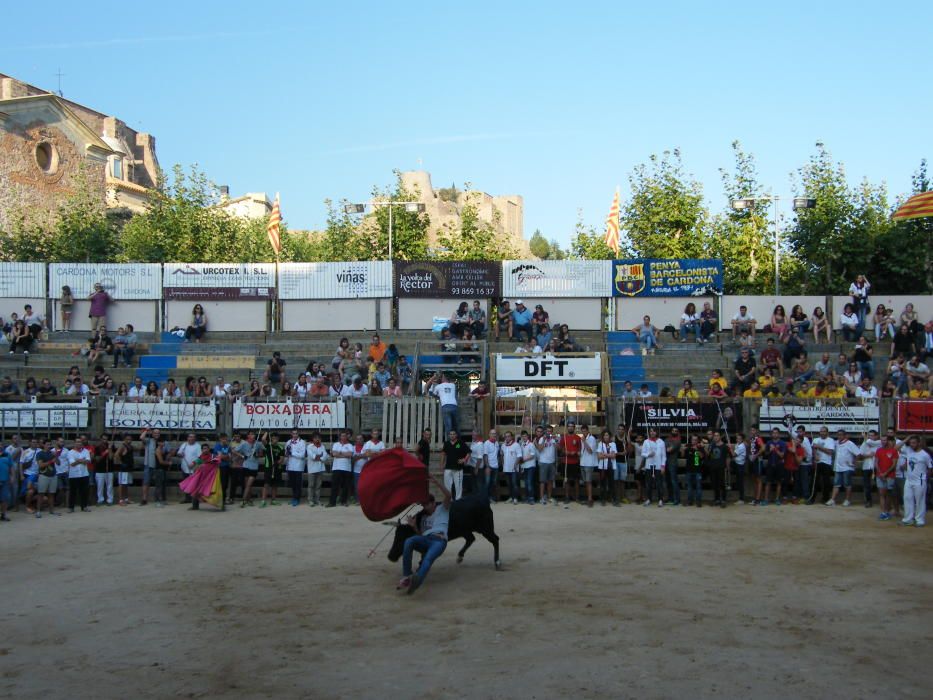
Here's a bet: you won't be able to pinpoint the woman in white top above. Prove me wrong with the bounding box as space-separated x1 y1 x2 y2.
841 362 862 396
580 425 599 507
839 303 860 342
596 431 617 506
680 302 700 344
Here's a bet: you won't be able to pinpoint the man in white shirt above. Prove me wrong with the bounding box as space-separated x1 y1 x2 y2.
811 426 836 505
500 432 523 505
340 376 370 399
535 425 558 505
212 376 231 399
306 433 328 506
794 426 813 504
519 431 538 505
161 378 182 399
176 433 202 504
284 430 307 507
360 428 386 485
826 429 861 506
328 431 354 507
127 377 146 401
731 305 757 342
468 430 486 497
428 372 459 437
858 430 881 508
67 436 92 512
483 429 500 504
579 424 599 507
641 428 666 506
855 378 878 401
901 435 931 527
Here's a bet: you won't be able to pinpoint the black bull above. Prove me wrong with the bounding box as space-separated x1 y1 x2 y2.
387 496 501 570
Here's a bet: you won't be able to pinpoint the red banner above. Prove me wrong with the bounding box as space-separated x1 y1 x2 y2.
896 399 933 433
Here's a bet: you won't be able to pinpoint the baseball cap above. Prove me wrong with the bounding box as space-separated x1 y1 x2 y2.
516 299 524 305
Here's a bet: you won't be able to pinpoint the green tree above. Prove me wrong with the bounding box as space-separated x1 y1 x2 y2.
569 211 619 259
875 160 932 293
711 141 779 293
529 228 565 259
48 166 119 262
622 149 710 258
436 202 517 260
369 174 430 260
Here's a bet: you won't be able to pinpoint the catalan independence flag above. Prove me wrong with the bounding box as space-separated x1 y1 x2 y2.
267 193 282 255
892 190 933 222
604 187 621 255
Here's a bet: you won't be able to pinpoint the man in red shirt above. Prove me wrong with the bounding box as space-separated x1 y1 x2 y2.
760 338 783 378
874 435 900 521
560 422 582 507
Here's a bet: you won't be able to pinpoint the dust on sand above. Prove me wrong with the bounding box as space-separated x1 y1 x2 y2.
1 500 931 699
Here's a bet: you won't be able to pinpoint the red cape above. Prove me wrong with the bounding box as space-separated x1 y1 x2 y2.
357 447 429 522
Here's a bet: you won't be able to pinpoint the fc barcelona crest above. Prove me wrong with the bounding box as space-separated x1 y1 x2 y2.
614 263 645 296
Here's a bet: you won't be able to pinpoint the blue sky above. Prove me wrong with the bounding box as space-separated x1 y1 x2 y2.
3 1 930 246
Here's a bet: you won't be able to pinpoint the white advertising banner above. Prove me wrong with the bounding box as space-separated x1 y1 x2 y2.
278 261 393 299
0 400 89 428
0 263 46 298
758 400 880 433
163 263 276 300
495 354 603 383
232 399 347 430
49 263 162 299
503 260 611 298
105 399 217 431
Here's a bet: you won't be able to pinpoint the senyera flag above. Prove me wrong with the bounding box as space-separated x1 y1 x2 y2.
357 447 429 522
604 187 621 255
267 193 282 255
892 191 933 222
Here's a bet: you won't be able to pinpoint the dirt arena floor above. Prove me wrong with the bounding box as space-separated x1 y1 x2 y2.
1 498 931 699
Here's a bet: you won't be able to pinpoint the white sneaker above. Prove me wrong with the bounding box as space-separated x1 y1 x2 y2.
23 350 29 356
641 347 647 356
643 500 650 506
842 500 851 507
825 500 835 506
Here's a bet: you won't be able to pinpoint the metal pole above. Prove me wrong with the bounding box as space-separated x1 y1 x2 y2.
773 197 780 296
388 204 393 261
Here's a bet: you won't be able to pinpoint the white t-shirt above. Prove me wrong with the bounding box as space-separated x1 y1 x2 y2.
859 438 880 471
733 311 754 323
331 442 354 472
469 441 485 469
483 440 500 469
340 383 369 398
855 386 878 400
421 504 450 538
306 443 328 474
732 442 748 466
68 447 91 478
501 442 522 473
839 312 858 328
812 437 836 465
431 381 458 407
20 448 38 476
796 436 813 465
833 439 860 472
536 435 558 463
358 440 386 474
596 441 616 470
520 441 537 469
285 438 307 472
55 447 71 475
128 385 146 399
176 442 202 475
641 438 666 470
580 434 599 468
903 448 931 485
162 387 182 399
681 312 700 324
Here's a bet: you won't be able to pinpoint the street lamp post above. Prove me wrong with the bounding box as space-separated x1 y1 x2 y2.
730 195 816 296
344 201 426 260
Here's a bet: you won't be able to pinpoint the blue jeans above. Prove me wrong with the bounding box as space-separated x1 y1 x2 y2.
485 468 499 501
680 321 698 340
842 326 858 342
513 323 532 342
686 473 702 503
402 534 447 581
639 331 657 349
508 472 521 501
666 462 680 503
441 404 459 436
523 468 537 502
857 360 874 381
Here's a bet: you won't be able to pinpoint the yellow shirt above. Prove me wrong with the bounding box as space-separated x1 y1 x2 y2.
709 377 728 390
743 389 763 398
909 389 931 398
758 375 775 389
824 388 846 399
677 389 699 399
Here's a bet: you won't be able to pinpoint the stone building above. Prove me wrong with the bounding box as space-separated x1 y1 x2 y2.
399 170 527 253
0 73 160 228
